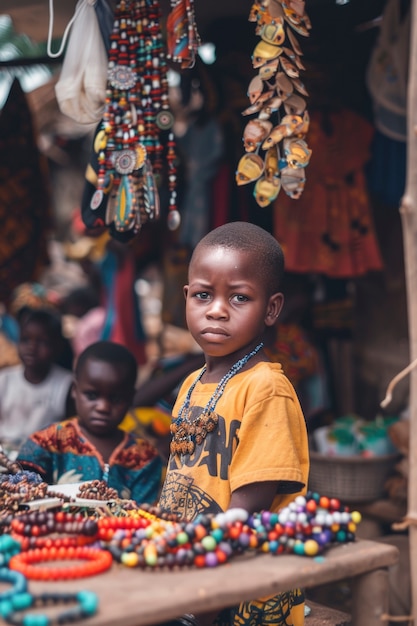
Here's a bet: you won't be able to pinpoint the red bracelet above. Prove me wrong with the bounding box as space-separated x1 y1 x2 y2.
9 546 112 580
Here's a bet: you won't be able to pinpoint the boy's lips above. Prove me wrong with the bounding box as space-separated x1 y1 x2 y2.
201 327 228 337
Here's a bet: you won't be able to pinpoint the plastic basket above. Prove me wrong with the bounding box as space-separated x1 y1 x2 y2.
308 450 399 503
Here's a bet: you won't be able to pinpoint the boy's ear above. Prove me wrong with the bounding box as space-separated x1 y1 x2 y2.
183 285 189 300
265 292 284 327
70 379 77 400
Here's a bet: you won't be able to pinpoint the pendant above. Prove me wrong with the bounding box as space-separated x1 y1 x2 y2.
170 411 219 458
108 65 137 90
114 175 137 232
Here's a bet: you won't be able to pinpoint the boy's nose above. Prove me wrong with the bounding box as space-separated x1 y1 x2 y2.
96 397 111 412
206 298 228 319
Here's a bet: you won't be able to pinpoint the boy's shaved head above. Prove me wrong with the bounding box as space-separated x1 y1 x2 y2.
75 341 137 388
191 221 285 294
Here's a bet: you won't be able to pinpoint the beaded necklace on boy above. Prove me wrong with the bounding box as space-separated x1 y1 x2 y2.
170 342 264 457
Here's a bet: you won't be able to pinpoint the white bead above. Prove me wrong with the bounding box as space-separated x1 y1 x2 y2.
294 495 306 507
224 508 249 523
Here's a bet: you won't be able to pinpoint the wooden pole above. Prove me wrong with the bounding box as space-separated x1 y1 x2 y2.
400 1 417 622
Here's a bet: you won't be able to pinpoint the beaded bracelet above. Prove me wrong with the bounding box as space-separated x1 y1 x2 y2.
0 535 21 567
9 546 112 581
0 590 98 626
11 511 98 540
0 568 27 602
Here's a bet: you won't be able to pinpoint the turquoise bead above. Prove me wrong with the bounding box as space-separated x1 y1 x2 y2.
0 599 13 618
78 591 99 615
269 513 279 526
210 528 224 543
23 614 50 626
293 541 305 556
12 592 33 610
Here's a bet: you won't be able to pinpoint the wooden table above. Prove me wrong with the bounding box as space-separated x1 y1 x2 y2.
24 539 398 626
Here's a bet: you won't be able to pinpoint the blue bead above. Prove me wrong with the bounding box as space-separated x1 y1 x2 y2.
77 591 99 616
12 592 33 611
0 599 13 618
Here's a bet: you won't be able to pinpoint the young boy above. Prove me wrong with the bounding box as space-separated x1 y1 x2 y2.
158 221 309 625
17 341 163 505
0 308 74 449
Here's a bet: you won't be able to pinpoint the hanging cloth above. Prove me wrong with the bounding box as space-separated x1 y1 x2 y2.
366 0 410 142
54 0 108 125
274 108 384 278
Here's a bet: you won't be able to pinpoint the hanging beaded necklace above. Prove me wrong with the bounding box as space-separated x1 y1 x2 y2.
170 342 264 457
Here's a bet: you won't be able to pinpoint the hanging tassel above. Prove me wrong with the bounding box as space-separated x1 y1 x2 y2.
167 0 201 69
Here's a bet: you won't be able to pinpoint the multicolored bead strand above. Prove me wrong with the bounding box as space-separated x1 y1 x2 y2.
105 492 361 570
93 0 178 237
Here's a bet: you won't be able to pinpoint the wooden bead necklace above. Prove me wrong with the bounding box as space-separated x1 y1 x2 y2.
9 546 113 581
0 590 98 626
170 342 264 457
10 511 99 539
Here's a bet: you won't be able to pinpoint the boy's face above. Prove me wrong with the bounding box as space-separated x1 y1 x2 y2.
72 358 134 437
184 246 283 359
18 322 55 371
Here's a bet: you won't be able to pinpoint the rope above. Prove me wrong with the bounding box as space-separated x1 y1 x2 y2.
391 514 417 531
46 0 89 58
380 356 417 408
381 613 413 624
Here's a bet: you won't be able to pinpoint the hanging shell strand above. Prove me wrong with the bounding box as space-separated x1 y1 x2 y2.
237 0 312 207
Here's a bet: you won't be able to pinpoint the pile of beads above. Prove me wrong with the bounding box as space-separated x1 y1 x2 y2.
77 481 118 501
105 492 361 570
0 473 49 515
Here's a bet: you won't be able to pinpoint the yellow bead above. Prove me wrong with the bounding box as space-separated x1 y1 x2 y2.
351 511 362 524
304 539 319 556
121 552 139 567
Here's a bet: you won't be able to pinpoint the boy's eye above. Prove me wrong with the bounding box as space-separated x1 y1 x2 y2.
233 294 249 303
85 391 98 401
194 292 210 300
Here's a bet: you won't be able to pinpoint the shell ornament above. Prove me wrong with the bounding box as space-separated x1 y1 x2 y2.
237 0 312 206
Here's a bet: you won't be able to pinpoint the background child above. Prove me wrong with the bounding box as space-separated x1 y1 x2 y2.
158 221 309 626
0 307 74 450
17 340 163 504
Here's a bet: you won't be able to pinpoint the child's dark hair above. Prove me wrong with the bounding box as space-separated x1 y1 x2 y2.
18 308 64 344
193 221 285 294
75 341 138 388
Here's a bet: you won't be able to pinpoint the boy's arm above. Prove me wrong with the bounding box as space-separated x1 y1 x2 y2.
229 481 277 513
229 480 305 514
